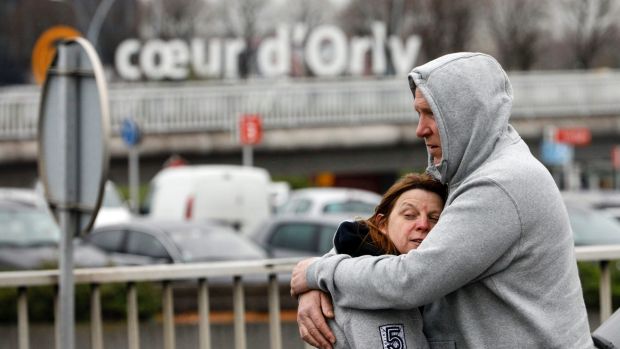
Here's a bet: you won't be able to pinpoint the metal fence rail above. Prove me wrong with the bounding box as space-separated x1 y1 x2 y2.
0 248 618 349
1 70 620 140
0 258 303 349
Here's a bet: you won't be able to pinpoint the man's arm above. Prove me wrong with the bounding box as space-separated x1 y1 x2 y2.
303 181 522 309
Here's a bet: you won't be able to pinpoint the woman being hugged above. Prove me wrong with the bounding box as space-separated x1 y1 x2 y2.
327 173 447 349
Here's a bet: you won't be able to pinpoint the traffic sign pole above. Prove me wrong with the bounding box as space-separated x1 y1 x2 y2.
58 206 76 349
129 147 140 212
38 38 110 349
121 118 142 212
239 114 262 167
243 145 253 167
56 42 77 349
612 145 620 189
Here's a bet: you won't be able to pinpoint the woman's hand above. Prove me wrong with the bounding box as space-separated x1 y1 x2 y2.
297 290 336 349
290 257 318 297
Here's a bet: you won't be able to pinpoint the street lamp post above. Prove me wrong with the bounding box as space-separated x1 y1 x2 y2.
85 0 117 52
50 0 117 53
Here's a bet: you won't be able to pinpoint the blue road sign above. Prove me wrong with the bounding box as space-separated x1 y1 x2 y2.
541 139 573 166
121 118 141 147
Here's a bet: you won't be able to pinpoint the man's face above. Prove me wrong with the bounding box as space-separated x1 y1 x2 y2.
414 89 442 165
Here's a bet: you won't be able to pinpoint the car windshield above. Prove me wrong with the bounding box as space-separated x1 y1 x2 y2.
323 200 376 215
278 199 312 215
566 205 620 245
0 208 61 246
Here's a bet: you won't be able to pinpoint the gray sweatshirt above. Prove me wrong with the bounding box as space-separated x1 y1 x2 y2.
307 53 594 348
328 221 430 349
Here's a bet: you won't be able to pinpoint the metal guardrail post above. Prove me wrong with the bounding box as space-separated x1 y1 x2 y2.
198 278 211 349
53 286 59 349
90 284 103 349
163 281 176 349
233 276 246 349
599 261 612 323
127 282 140 349
268 274 282 349
17 287 29 349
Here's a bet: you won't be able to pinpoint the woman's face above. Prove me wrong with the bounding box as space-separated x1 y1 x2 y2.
380 189 444 254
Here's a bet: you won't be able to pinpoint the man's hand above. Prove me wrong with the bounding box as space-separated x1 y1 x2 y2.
297 290 336 349
290 257 318 297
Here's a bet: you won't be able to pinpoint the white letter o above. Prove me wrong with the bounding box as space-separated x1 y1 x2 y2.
305 25 347 77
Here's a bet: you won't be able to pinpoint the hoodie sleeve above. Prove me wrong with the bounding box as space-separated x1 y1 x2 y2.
306 179 522 309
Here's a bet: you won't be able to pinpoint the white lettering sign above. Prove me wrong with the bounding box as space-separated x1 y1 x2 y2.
257 26 291 77
305 25 348 77
114 22 421 81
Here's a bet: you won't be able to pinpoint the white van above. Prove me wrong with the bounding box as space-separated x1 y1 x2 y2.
145 165 272 235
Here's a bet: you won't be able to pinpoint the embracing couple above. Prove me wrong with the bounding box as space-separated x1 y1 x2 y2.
290 53 595 349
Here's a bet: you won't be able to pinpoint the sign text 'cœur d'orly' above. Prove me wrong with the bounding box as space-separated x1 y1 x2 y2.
115 22 421 81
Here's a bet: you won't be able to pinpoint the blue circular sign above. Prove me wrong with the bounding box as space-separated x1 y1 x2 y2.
121 118 141 147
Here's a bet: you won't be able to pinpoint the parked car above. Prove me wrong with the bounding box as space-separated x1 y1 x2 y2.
0 188 109 270
83 219 267 266
277 187 381 219
248 215 347 258
565 202 620 246
562 190 620 222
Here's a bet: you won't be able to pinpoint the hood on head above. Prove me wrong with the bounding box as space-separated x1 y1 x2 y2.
408 52 513 185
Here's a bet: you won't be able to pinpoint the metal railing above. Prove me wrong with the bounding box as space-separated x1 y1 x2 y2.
0 258 304 349
1 70 620 141
0 247 619 349
574 245 620 321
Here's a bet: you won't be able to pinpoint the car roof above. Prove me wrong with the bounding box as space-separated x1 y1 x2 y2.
153 165 271 182
93 217 231 234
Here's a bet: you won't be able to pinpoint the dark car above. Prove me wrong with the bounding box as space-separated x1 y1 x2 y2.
247 215 348 258
83 219 267 266
0 188 109 270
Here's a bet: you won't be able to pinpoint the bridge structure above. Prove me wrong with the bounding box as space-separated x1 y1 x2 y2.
1 70 620 189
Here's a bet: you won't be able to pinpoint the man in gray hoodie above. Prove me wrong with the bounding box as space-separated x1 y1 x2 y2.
291 52 595 349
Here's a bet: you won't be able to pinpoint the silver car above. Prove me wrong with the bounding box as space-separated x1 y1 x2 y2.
565 202 620 246
84 219 267 265
277 187 381 218
0 188 109 270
